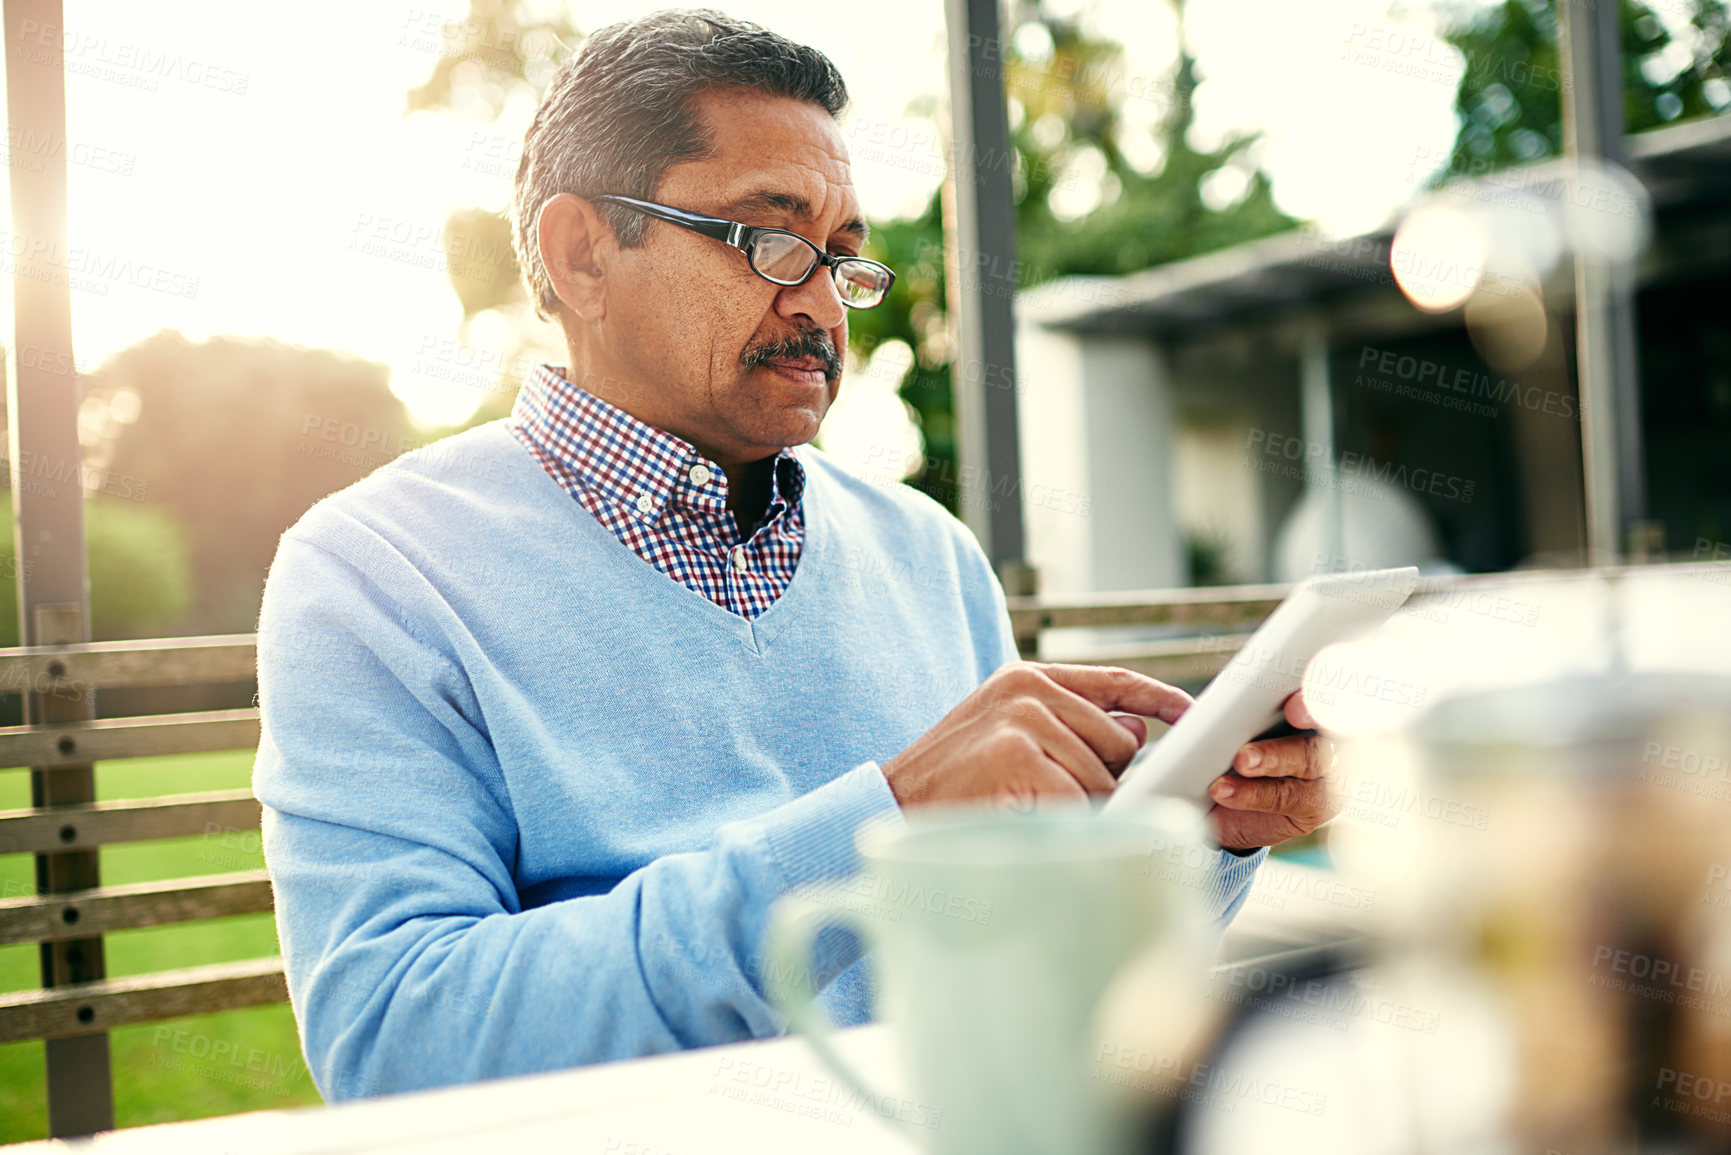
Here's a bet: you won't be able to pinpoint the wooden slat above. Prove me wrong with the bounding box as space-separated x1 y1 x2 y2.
1008 562 1731 643
1007 581 1289 636
0 634 256 693
1061 634 1251 684
0 871 273 946
0 957 287 1043
0 708 260 770
0 790 260 855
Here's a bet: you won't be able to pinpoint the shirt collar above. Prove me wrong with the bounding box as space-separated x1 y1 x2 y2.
511 364 805 527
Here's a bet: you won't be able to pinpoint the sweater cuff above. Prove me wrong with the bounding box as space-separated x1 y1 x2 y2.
759 761 904 891
1205 844 1267 924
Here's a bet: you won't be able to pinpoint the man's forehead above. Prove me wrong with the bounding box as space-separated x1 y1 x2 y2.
672 89 864 237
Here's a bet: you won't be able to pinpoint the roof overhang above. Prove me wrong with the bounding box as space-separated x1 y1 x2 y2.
1019 113 1731 340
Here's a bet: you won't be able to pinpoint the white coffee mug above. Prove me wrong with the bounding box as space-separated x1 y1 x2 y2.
764 799 1217 1155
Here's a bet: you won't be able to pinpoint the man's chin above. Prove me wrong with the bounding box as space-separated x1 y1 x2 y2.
754 413 825 454
725 398 830 458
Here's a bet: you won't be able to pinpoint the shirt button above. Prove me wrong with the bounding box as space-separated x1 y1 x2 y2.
689 464 713 487
730 545 748 572
635 494 654 516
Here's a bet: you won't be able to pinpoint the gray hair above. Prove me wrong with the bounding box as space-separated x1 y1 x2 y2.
511 8 849 319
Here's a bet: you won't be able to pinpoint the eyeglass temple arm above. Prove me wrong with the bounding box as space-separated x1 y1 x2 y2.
595 195 745 249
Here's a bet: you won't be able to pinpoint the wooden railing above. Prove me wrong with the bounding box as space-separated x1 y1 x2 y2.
0 634 275 1050
1008 580 1288 674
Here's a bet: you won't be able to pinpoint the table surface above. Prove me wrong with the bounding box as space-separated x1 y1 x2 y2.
5 862 1358 1154
9 1024 921 1155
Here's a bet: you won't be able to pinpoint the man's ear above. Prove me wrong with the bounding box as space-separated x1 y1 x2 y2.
537 193 611 321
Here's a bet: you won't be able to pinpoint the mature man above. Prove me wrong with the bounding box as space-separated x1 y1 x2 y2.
255 9 1340 1102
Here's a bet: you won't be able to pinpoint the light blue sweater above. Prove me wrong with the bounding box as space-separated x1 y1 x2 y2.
253 420 1263 1100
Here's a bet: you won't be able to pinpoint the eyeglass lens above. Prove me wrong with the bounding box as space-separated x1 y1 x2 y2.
750 232 818 283
833 261 891 306
749 231 891 307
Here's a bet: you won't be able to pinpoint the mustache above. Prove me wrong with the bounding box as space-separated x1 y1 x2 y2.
740 328 843 382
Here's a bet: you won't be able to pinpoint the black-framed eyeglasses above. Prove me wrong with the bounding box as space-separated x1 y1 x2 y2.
595 194 896 309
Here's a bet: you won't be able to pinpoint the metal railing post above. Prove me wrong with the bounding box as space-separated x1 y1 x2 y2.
1557 0 1648 564
3 0 110 1135
944 0 1031 594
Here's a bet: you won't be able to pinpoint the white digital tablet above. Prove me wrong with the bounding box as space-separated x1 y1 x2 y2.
1102 566 1420 812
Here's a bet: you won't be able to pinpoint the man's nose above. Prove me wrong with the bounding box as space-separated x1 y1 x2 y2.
775 266 846 331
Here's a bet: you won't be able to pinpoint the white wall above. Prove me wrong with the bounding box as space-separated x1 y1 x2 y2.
1013 324 1184 597
1174 417 1266 584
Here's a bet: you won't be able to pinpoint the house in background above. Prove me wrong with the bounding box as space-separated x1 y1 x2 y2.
1013 113 1731 598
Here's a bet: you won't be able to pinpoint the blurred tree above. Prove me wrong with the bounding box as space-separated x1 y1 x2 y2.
1003 16 1294 278
0 501 191 645
403 0 577 122
84 331 417 635
841 205 961 497
1439 0 1731 178
405 0 579 431
443 206 523 318
852 6 1296 507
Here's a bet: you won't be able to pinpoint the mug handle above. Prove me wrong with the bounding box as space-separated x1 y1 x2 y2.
763 882 912 1131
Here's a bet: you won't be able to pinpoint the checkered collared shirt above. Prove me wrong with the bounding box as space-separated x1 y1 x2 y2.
508 364 805 620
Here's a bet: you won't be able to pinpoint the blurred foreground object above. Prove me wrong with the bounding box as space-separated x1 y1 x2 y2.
1171 566 1731 1153
1393 670 1731 1150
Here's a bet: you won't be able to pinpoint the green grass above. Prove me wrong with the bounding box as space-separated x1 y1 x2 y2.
0 749 324 1146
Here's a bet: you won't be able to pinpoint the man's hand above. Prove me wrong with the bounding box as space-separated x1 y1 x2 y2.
882 662 1192 810
1206 691 1343 851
